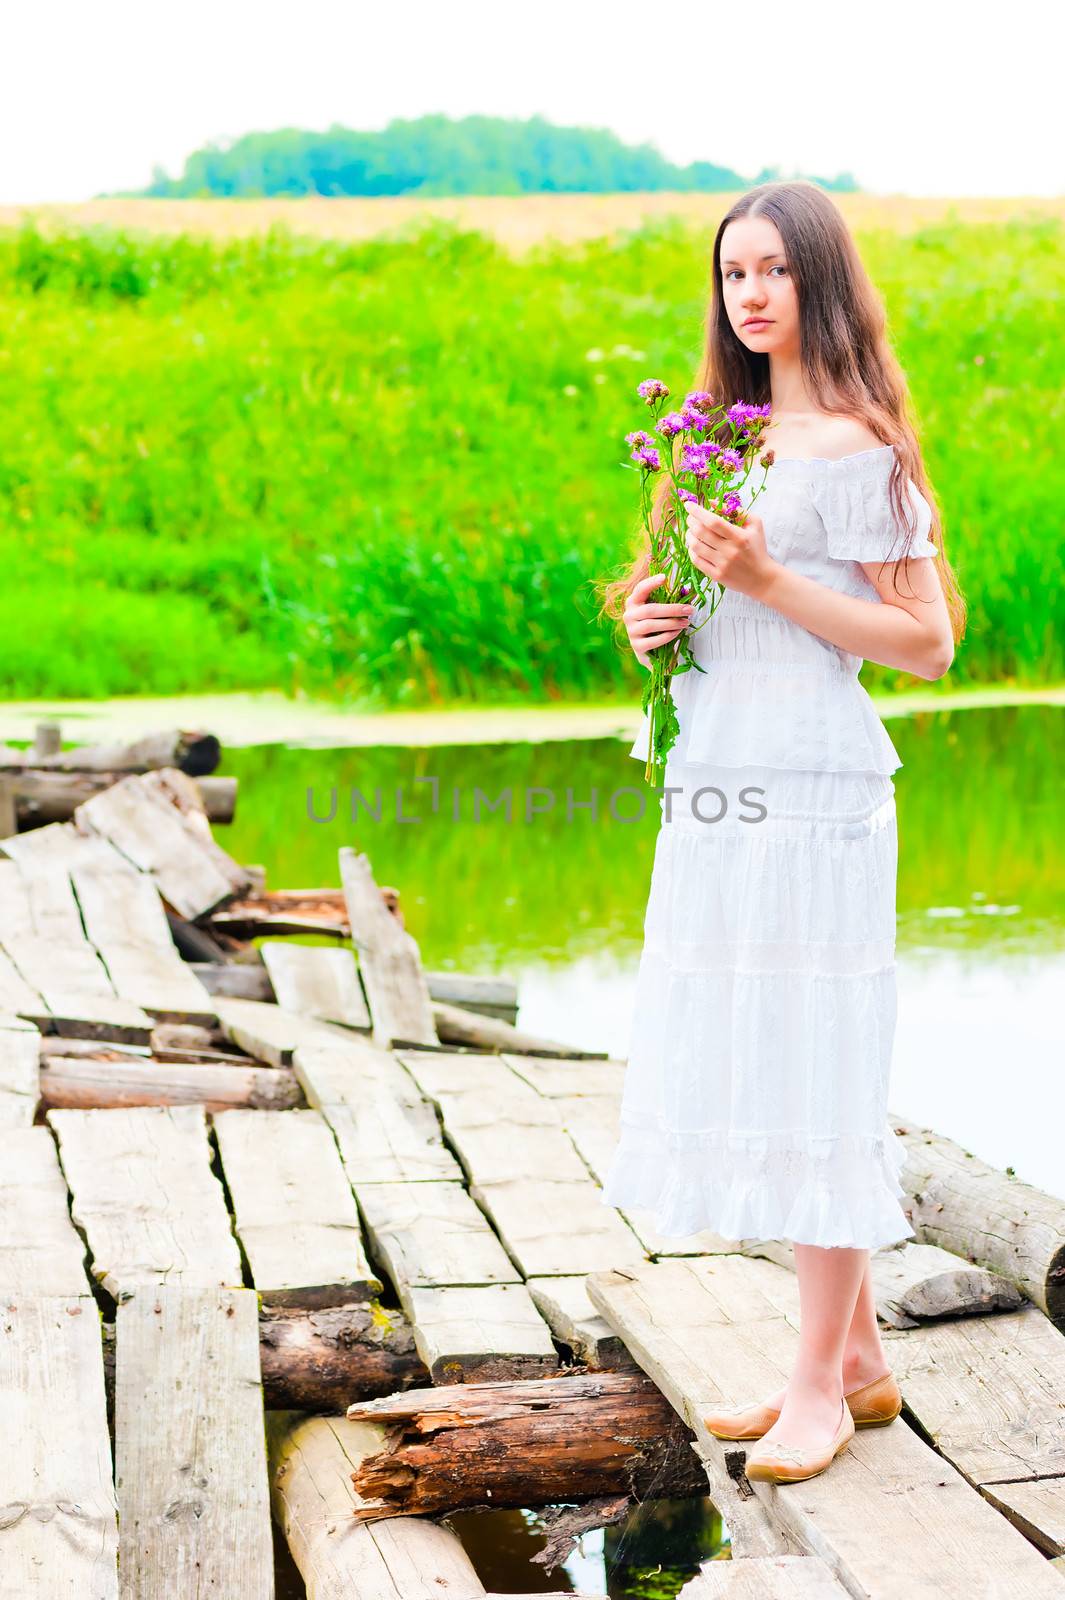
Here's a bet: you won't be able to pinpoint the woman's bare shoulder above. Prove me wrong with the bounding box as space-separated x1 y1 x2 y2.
812 416 885 456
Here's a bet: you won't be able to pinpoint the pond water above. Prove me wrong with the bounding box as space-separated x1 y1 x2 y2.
223 701 1063 1202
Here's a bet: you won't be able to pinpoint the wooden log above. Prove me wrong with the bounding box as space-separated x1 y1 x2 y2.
0 1296 119 1596
344 1372 707 1519
258 1301 428 1408
39 1053 304 1111
114 1286 273 1596
588 1258 1065 1595
894 1114 1065 1328
2 770 235 828
267 1412 485 1599
48 1104 244 1299
339 846 438 1048
0 1126 92 1295
213 1108 382 1306
0 727 221 775
431 997 605 1058
261 940 371 1030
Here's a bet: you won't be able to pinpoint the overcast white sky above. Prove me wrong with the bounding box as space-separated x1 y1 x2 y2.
2 0 1061 203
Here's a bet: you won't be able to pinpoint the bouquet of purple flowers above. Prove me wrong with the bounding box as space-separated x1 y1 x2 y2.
625 381 772 784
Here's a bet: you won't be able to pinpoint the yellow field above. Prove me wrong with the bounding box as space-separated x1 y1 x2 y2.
1 192 1060 252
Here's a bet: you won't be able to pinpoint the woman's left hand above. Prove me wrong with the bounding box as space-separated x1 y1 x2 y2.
684 505 779 601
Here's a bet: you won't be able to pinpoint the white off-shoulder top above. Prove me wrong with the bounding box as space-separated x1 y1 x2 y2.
628 444 939 776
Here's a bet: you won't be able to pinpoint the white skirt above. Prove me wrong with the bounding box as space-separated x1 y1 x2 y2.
601 756 916 1250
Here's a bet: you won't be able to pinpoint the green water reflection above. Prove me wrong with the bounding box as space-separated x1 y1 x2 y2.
220 704 1062 970
446 1496 727 1596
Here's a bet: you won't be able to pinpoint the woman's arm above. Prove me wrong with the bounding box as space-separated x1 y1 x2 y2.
684 505 954 681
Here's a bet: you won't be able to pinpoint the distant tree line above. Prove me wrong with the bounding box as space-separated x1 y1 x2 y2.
126 114 859 199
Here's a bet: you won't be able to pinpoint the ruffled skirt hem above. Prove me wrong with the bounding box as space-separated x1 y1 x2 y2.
601 1118 915 1251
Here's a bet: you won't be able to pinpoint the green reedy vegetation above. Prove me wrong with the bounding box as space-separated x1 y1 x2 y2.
0 213 1059 703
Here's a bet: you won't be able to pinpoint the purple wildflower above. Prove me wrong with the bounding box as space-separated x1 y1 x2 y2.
633 446 662 471
727 400 773 437
637 379 669 405
719 448 743 471
677 490 699 504
624 430 655 450
723 492 743 517
684 390 716 413
679 405 710 432
656 411 687 438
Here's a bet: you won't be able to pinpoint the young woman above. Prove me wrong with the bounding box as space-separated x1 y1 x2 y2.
598 180 966 1485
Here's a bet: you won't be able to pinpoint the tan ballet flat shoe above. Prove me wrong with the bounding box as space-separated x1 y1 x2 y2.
843 1370 903 1427
703 1368 901 1441
744 1396 855 1485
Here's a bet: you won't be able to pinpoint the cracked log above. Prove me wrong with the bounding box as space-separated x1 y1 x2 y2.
344 1372 706 1520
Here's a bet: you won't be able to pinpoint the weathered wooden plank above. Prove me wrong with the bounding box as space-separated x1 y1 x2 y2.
75 772 249 918
430 997 596 1057
213 1108 381 1306
296 1044 462 1184
397 1048 560 1128
588 1257 1065 1596
399 1284 558 1382
339 846 437 1048
448 1120 591 1186
70 860 218 1022
114 1286 273 1597
47 1105 243 1299
0 945 45 1016
501 1053 627 1099
357 1180 521 1290
471 1178 646 1277
0 1295 119 1597
260 940 371 1029
0 1015 39 1125
882 1304 1065 1551
527 1276 633 1370
267 1412 485 1598
3 933 154 1041
0 1127 91 1295
215 995 358 1066
677 1556 850 1596
39 1053 303 1112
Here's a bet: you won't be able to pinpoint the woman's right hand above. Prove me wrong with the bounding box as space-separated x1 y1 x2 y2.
624 574 696 670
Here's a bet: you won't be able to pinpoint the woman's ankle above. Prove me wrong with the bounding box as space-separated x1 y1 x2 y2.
841 1341 889 1385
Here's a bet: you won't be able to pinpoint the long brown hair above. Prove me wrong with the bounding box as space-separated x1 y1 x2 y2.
596 180 967 643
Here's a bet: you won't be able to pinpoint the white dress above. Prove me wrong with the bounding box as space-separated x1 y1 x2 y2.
602 443 937 1250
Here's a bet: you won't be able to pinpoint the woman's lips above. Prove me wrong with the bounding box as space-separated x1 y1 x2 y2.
743 318 772 328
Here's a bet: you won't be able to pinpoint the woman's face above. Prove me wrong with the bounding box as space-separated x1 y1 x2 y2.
719 216 799 356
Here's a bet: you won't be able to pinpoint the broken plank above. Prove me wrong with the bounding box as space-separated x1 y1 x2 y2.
356 1180 520 1290
501 1053 627 1098
527 1277 633 1370
75 772 251 917
0 1126 91 1296
267 1412 485 1599
47 1105 243 1299
588 1257 1065 1596
114 1286 272 1597
399 1283 558 1382
0 1295 119 1598
215 995 358 1066
260 940 371 1030
339 846 437 1049
213 1108 381 1306
3 934 154 1042
396 1048 559 1128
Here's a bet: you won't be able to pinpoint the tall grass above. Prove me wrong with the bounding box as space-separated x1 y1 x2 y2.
0 213 1059 703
